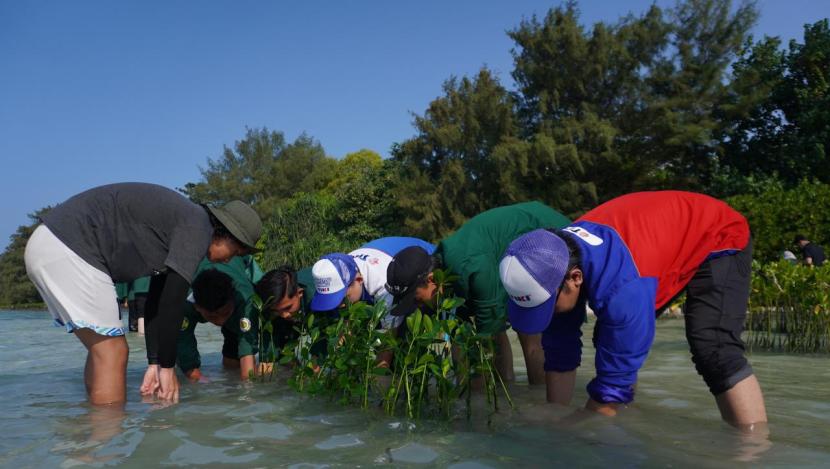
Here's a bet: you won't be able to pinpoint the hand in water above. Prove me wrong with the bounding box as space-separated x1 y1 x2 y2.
157 367 180 403
140 365 160 396
184 368 209 383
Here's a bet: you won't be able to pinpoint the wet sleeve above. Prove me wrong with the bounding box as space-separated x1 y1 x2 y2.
541 300 585 372
586 278 656 404
176 306 201 372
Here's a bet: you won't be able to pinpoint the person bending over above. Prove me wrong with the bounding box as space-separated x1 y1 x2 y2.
499 191 767 428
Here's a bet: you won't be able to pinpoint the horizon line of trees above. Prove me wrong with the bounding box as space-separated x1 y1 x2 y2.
2 0 829 307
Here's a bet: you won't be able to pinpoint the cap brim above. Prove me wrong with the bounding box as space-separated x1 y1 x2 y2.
506 294 557 334
390 289 419 317
207 205 260 251
310 289 347 312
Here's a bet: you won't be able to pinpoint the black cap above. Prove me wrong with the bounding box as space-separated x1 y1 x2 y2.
386 246 433 317
794 234 808 244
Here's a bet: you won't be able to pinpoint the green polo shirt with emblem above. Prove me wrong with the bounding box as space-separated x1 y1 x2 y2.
257 267 317 362
435 201 571 335
176 255 261 372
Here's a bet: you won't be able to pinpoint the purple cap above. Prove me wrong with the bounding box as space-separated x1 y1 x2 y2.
499 229 570 333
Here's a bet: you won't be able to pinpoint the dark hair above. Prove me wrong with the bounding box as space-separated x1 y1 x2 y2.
548 229 587 301
255 266 299 308
192 268 234 310
794 234 808 244
546 229 582 271
416 255 442 288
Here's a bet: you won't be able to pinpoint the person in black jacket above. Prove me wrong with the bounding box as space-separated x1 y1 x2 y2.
794 234 826 267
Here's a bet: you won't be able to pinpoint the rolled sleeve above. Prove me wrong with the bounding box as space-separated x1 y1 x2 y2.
587 279 656 404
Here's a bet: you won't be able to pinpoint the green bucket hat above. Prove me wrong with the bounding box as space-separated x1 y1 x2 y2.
206 200 262 250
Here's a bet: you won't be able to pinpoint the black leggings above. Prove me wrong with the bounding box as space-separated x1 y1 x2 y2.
683 239 754 395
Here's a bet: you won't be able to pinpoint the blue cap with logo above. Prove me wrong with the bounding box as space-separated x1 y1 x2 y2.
310 253 358 311
499 229 570 333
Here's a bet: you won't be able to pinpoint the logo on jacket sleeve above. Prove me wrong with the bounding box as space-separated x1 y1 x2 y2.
564 226 603 246
240 318 252 332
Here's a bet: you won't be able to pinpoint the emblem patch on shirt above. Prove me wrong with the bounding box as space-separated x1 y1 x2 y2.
564 226 604 246
180 317 190 331
240 318 252 332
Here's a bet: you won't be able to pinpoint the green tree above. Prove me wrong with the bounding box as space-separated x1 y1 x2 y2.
781 19 830 183
391 68 530 240
510 1 670 199
717 19 830 192
182 127 337 216
258 192 354 270
326 149 397 243
0 209 50 307
510 0 758 195
727 180 830 261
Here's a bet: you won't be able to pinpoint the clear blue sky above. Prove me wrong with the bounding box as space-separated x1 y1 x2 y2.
2 0 828 249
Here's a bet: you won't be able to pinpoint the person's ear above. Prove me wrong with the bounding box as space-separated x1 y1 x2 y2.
570 268 583 288
427 272 435 285
354 272 364 285
296 287 304 298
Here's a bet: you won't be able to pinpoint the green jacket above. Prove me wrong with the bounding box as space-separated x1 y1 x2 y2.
176 255 261 372
435 201 571 335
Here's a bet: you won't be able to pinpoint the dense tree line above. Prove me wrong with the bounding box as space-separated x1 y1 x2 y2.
2 0 828 307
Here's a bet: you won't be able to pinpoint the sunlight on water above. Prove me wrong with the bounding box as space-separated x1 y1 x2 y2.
1 310 828 467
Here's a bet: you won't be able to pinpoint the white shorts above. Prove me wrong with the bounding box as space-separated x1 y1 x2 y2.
24 225 125 336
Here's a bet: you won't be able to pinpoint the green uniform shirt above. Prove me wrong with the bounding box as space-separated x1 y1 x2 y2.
266 267 317 361
435 201 571 335
127 276 151 301
176 255 262 372
115 282 129 301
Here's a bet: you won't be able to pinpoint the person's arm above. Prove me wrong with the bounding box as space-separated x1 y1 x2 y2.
143 270 189 400
586 279 656 415
239 355 256 379
177 304 202 381
542 300 586 404
236 300 261 380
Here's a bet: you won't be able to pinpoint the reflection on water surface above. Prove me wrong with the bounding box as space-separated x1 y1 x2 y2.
1 311 828 467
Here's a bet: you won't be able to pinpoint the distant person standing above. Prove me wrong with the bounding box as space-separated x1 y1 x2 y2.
24 183 262 405
127 276 151 334
794 235 826 266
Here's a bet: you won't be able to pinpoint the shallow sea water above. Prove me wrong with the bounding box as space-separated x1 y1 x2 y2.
1 310 828 467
